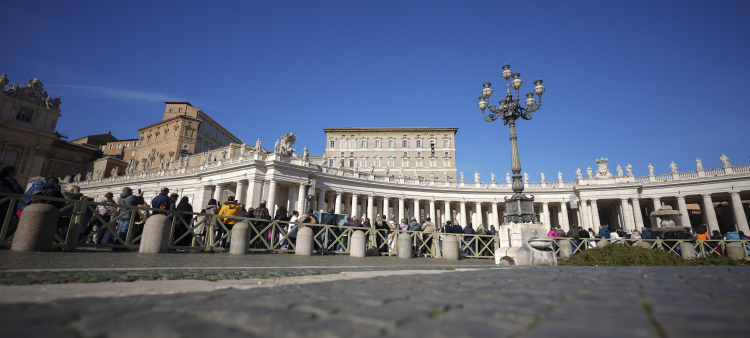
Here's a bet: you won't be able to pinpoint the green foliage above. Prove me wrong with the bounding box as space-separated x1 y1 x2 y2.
560 243 748 266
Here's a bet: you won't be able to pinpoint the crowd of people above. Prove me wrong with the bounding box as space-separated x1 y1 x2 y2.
1 170 747 257
546 223 750 256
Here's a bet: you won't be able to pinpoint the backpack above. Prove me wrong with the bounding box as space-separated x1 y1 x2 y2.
20 180 46 208
30 187 54 204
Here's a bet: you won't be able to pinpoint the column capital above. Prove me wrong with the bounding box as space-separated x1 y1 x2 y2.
730 191 741 197
336 191 343 196
676 195 686 201
702 193 712 198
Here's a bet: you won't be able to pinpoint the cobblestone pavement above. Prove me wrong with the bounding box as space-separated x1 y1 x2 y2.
0 251 496 285
1 266 748 337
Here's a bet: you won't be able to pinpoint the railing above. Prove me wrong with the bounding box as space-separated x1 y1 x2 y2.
704 168 726 176
551 237 750 259
679 171 699 179
652 173 673 181
372 229 497 259
634 176 649 182
734 164 750 174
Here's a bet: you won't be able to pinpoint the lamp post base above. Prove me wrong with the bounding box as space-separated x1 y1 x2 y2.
503 194 540 225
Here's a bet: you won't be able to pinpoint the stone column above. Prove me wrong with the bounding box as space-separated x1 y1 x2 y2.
701 194 720 232
619 199 634 231
344 194 351 216
383 197 390 220
213 183 225 203
590 200 602 229
398 198 405 222
580 200 590 230
351 194 359 218
318 189 326 212
334 191 342 214
556 206 563 228
236 180 247 204
676 196 692 229
632 198 645 230
730 192 750 233
460 202 467 227
267 180 277 215
542 202 551 228
367 195 375 222
652 197 661 211
297 182 307 213
475 202 482 225
561 201 570 231
429 200 436 223
413 199 421 222
444 201 451 224
377 199 383 218
491 203 500 228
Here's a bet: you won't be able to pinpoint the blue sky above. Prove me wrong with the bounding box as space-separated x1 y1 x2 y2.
3 0 749 180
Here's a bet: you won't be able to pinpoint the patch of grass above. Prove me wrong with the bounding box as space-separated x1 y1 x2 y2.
560 243 748 266
71 276 91 281
443 268 456 270
429 309 443 318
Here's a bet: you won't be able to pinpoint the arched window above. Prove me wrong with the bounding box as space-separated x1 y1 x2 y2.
2 150 20 167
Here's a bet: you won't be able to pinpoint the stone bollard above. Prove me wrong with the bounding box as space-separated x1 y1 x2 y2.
558 239 572 258
442 235 459 260
727 243 745 259
680 242 696 259
229 222 250 255
139 214 171 254
295 227 313 256
634 241 652 249
350 230 366 257
11 203 60 252
397 233 412 258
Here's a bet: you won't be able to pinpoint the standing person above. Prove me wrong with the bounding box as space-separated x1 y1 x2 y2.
199 199 219 247
95 192 118 244
547 227 559 253
169 193 179 210
463 223 475 257
397 219 409 234
283 210 300 250
566 225 580 254
421 217 436 255
252 200 272 249
132 202 150 241
218 196 243 248
374 215 389 253
641 227 652 240
58 185 83 238
0 166 23 232
174 197 194 248
116 187 144 249
151 188 171 214
319 209 337 252
555 226 565 238
273 206 290 249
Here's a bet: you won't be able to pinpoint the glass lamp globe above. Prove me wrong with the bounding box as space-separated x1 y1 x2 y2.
478 97 487 111
482 82 493 98
501 64 512 80
534 79 545 95
511 73 522 90
525 92 536 106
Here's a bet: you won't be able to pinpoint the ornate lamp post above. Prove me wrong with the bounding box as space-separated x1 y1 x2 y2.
477 64 546 224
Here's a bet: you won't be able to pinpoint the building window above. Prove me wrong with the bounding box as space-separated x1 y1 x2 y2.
361 140 367 148
416 140 422 148
388 158 395 167
375 140 381 148
430 159 436 167
402 159 409 167
402 140 409 148
186 129 193 137
341 140 345 149
131 151 135 156
169 108 173 112
443 140 450 148
444 159 451 167
117 144 122 149
360 158 367 167
74 157 82 161
183 144 189 149
155 132 160 141
124 143 128 148
350 152 354 156
55 152 60 157
375 158 381 167
417 152 421 157
349 159 354 167
329 159 334 167
178 108 182 113
134 142 138 147
51 162 59 167
330 140 335 148
350 140 355 148
72 166 80 171
388 140 395 148
340 152 344 156
444 152 448 156
49 170 56 177
2 150 19 167
174 129 178 137
101 146 106 151
109 145 113 150
403 152 407 156
147 136 151 144
15 108 34 123
416 159 423 167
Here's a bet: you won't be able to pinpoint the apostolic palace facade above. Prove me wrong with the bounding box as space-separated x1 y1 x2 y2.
2 74 749 243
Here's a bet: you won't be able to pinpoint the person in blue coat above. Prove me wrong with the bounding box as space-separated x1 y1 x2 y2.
598 225 611 239
151 187 171 214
